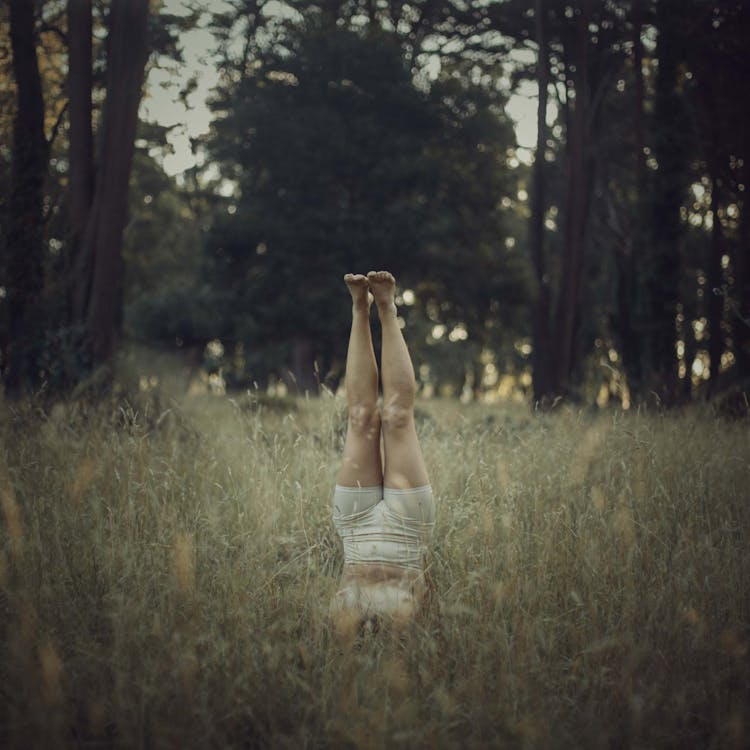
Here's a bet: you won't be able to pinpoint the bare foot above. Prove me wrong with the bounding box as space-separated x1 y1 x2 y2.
367 271 396 313
344 273 372 312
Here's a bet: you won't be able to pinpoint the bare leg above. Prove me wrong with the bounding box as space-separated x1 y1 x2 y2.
337 274 382 487
368 271 429 489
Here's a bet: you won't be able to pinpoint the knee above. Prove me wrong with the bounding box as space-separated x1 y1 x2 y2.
381 401 413 433
348 402 380 438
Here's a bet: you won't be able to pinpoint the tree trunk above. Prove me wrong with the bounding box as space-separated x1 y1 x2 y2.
72 0 150 366
67 0 94 249
4 0 48 394
612 0 647 401
706 176 724 391
552 0 591 398
613 235 639 398
733 100 750 382
736 177 750 381
632 0 646 202
644 0 684 404
530 0 553 405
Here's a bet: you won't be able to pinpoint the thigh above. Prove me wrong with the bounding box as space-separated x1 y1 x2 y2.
382 418 429 489
336 414 383 488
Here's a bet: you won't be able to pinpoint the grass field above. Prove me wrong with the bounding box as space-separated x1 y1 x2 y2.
0 389 748 748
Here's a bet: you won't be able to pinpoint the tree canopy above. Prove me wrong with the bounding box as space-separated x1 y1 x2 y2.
200 17 524 390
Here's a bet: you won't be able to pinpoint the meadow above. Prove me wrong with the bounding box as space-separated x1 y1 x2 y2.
0 385 748 748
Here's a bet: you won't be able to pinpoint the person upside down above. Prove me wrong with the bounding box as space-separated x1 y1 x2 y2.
331 270 436 631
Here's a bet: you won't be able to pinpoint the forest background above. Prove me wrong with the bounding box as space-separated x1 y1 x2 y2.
2 0 749 410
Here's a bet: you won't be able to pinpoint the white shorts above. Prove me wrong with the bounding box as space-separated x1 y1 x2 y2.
331 484 436 619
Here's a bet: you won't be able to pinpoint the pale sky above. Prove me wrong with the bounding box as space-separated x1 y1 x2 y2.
139 1 224 176
140 0 540 176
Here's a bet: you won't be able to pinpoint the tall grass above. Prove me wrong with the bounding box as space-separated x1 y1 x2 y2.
0 391 748 748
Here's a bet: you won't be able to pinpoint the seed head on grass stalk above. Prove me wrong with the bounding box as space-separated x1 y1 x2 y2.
174 531 195 593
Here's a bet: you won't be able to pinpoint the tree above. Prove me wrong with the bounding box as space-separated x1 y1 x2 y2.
67 0 93 252
2 0 158 394
203 14 524 392
413 73 528 396
123 130 218 357
529 0 552 404
641 0 688 402
550 0 593 399
3 0 48 393
207 23 435 391
607 0 648 403
71 0 150 367
510 1 626 402
686 2 750 393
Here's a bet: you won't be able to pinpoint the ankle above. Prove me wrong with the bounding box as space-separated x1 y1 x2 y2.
376 300 397 317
